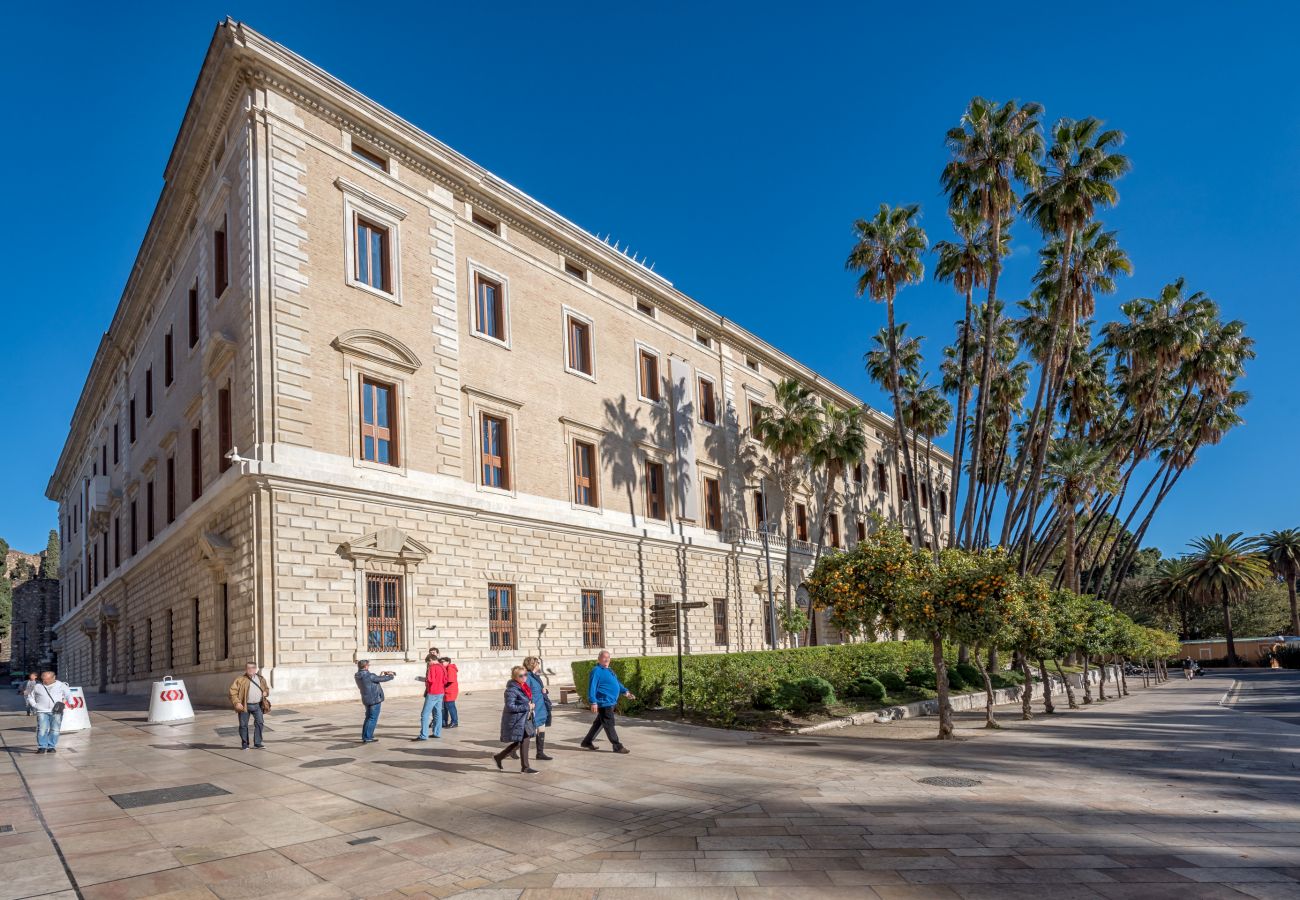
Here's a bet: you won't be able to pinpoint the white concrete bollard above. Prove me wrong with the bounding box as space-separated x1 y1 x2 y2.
148 676 195 723
59 686 92 732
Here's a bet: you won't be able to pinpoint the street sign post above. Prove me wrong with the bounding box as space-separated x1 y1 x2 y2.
649 600 705 718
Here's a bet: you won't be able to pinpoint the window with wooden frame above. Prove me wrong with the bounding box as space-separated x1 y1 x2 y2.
190 425 203 500
713 597 728 645
939 490 948 516
920 481 930 509
638 349 661 402
853 463 864 485
146 481 155 542
703 477 722 531
218 384 232 472
188 281 199 348
166 457 176 524
474 271 506 341
359 377 398 466
164 329 174 387
856 519 867 543
900 473 910 502
129 397 137 443
351 142 388 172
581 589 603 649
566 314 593 376
214 214 229 298
754 489 768 528
480 413 510 490
573 439 598 507
564 259 587 281
354 215 391 292
636 300 655 318
654 594 674 647
695 331 711 349
644 460 666 521
745 355 760 372
145 367 153 417
875 461 888 492
471 210 499 234
749 399 765 429
795 503 809 542
828 513 841 548
698 376 717 425
488 583 516 650
365 573 404 652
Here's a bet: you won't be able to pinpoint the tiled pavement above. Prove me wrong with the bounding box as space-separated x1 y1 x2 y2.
2 670 1298 899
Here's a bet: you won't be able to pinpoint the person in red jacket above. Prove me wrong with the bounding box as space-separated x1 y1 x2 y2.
441 656 460 728
417 655 447 739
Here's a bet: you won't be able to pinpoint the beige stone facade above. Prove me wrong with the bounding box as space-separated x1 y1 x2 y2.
45 20 953 702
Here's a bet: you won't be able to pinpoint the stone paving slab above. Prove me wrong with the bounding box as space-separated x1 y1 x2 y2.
1 670 1298 899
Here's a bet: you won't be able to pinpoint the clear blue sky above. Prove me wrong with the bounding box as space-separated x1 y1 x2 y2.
3 1 1297 556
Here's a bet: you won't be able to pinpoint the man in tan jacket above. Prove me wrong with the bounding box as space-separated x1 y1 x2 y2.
228 662 271 750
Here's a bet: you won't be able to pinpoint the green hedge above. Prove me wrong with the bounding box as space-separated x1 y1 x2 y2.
571 641 954 723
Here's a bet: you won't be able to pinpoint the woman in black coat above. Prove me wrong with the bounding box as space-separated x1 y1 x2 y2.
493 666 539 774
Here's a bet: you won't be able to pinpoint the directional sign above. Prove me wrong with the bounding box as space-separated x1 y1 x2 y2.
680 601 708 610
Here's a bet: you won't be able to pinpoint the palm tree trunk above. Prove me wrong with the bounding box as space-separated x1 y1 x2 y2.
1037 657 1055 713
949 286 975 547
1222 585 1238 666
972 645 999 728
961 239 1003 549
933 633 955 739
1064 507 1079 594
1053 659 1078 708
1288 576 1299 638
886 294 923 548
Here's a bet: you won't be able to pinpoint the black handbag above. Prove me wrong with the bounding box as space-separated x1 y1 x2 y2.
42 685 65 714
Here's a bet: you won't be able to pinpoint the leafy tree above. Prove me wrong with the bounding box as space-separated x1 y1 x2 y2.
1044 589 1088 708
1183 532 1271 665
1259 529 1300 638
807 524 926 638
43 529 59 579
1006 575 1055 717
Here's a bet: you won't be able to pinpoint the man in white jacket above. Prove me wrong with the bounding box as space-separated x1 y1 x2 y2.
28 671 71 754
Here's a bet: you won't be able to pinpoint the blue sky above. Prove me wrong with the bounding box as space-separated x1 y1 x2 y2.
3 1 1297 556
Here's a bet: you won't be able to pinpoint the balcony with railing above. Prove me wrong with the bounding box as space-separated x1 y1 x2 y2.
726 525 828 558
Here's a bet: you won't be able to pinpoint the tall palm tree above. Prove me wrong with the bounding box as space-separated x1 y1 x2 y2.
846 203 929 547
809 402 868 564
903 379 953 553
1008 117 1130 565
1140 557 1194 638
1183 533 1270 666
942 97 1043 548
934 208 998 547
864 325 922 393
1259 529 1300 638
751 378 820 637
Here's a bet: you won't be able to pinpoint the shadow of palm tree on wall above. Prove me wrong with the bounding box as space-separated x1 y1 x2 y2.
602 396 648 528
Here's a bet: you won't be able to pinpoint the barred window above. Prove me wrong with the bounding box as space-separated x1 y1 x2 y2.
489 583 516 650
581 590 603 649
366 573 403 652
713 598 728 646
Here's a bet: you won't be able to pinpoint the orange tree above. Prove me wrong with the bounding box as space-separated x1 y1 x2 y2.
1045 589 1088 708
1005 574 1056 718
894 547 1018 739
806 524 927 637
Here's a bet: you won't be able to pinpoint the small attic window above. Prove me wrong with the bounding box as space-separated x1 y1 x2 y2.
472 210 500 235
746 355 761 372
352 142 388 172
564 260 587 281
636 301 655 318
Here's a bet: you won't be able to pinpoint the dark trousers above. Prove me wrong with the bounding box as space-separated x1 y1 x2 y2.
238 706 265 748
443 699 458 727
583 706 622 748
497 736 531 770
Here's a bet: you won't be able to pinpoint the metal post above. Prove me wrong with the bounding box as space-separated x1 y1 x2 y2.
760 482 778 650
676 603 685 719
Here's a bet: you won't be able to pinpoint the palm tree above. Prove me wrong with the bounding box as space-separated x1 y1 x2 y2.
901 376 952 553
934 208 999 547
942 97 1043 547
1140 558 1194 639
809 402 868 564
846 203 929 547
1259 529 1300 637
751 378 820 639
1042 439 1117 593
1007 117 1131 565
1183 533 1270 666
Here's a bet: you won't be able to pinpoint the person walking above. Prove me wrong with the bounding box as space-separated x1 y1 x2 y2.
1182 657 1195 680
354 660 395 743
580 651 635 754
523 656 553 760
228 662 271 750
441 656 460 729
417 654 447 740
493 666 539 774
21 672 38 716
29 671 71 754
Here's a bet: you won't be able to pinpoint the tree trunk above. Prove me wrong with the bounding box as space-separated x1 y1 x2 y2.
933 634 954 739
1288 576 1299 638
1020 656 1034 720
1037 657 1055 714
958 644 970 665
972 645 999 729
961 215 1004 547
1063 507 1079 594
1117 655 1129 696
1098 660 1109 700
1222 586 1238 666
987 646 999 672
886 294 924 549
1054 659 1078 708
1082 654 1093 704
949 285 974 548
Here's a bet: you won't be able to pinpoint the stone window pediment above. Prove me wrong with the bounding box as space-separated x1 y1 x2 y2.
339 526 430 565
332 329 422 374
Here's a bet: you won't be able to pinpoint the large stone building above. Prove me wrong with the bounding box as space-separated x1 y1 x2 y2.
46 20 953 702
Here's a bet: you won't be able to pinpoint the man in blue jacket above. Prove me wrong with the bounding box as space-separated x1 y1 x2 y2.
354 660 396 743
581 650 636 754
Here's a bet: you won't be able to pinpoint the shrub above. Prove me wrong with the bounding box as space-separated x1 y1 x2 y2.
877 671 907 693
988 669 1024 689
945 668 968 691
905 665 937 690
846 674 886 701
954 662 982 687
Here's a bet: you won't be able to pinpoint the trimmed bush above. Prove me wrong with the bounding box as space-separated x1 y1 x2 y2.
988 669 1024 689
877 671 907 693
771 676 836 714
846 674 887 701
954 662 982 686
905 665 937 690
571 641 947 715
